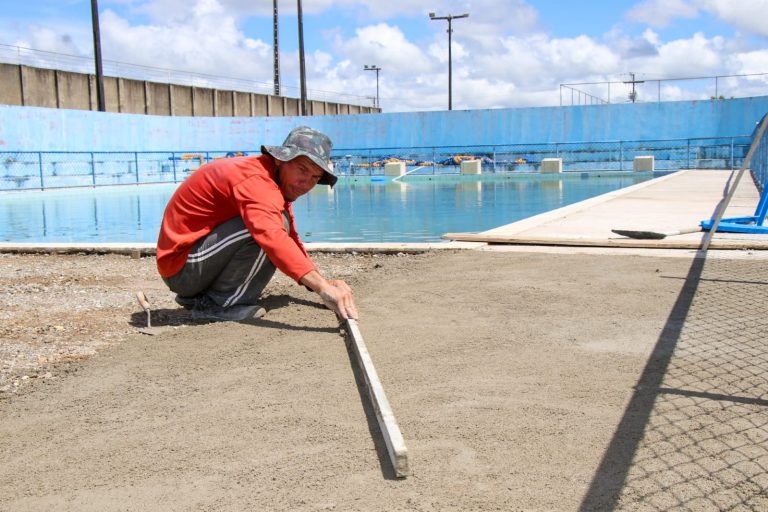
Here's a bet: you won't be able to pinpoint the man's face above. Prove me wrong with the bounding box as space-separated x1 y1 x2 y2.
278 156 325 201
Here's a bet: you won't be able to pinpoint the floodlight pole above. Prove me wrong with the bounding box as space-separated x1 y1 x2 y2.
429 11 469 111
297 0 307 115
364 64 381 109
273 0 280 96
90 0 106 112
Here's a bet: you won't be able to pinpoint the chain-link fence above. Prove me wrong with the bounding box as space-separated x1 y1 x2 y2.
0 136 752 191
331 136 751 178
581 256 768 511
0 150 248 190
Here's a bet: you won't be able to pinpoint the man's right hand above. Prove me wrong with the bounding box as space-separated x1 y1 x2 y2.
300 271 359 320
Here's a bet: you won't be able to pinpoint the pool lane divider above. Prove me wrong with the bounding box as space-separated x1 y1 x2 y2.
342 317 410 478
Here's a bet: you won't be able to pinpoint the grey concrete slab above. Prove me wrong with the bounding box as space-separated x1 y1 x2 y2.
470 170 768 248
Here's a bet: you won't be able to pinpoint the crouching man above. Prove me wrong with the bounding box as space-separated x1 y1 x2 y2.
156 126 358 322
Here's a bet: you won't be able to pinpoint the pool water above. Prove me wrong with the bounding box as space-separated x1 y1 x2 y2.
0 173 660 244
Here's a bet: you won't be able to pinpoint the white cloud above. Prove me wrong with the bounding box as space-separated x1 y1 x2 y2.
12 26 83 56
338 23 432 74
99 5 273 84
696 0 768 37
477 34 619 89
637 32 724 77
732 49 768 74
626 0 699 28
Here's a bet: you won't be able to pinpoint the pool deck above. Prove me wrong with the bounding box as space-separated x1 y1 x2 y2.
444 169 768 252
1 169 767 256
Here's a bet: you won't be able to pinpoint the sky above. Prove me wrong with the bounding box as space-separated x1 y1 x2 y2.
2 0 768 112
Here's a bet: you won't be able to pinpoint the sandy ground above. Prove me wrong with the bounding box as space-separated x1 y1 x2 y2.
0 249 765 511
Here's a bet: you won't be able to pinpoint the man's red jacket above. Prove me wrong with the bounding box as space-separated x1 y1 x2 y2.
156 154 316 282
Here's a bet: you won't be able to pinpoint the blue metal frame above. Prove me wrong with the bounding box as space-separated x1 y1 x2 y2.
701 113 768 234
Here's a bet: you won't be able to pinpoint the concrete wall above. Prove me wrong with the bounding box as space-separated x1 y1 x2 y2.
172 85 193 116
0 63 378 118
57 71 92 111
20 66 58 108
0 64 23 105
119 78 146 114
194 88 214 117
1 96 767 153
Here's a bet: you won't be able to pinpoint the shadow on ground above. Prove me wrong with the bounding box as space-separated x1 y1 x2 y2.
581 255 768 510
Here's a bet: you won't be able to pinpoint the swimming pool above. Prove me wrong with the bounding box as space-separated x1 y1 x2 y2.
0 172 663 244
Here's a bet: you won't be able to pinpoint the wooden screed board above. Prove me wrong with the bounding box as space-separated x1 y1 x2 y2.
344 318 409 477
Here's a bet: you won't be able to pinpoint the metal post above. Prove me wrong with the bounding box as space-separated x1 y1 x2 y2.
429 12 469 111
730 138 735 169
297 0 307 116
90 0 106 111
273 0 280 96
447 17 453 110
363 65 381 109
619 142 624 171
624 72 644 103
90 152 96 186
38 152 44 189
134 152 139 183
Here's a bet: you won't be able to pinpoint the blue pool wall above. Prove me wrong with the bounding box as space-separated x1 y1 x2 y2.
1 96 767 152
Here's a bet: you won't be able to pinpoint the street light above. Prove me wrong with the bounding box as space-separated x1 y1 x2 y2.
429 11 469 111
297 0 307 115
364 64 381 109
273 0 280 96
90 0 105 111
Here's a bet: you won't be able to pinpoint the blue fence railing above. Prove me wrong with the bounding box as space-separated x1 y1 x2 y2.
0 136 752 191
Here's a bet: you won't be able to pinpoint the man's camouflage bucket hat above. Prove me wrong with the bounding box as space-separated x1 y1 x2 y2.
261 126 337 187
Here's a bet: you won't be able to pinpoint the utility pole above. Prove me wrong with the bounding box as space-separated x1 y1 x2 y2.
429 12 469 111
297 0 307 115
273 0 280 96
363 64 381 109
90 0 105 111
624 72 644 103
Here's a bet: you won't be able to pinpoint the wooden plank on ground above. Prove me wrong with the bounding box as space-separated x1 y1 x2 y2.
441 233 768 250
344 318 409 478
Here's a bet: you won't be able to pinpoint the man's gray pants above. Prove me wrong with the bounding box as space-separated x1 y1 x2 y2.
163 217 277 307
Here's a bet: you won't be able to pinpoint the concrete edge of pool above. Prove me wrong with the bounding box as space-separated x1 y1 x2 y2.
0 241 481 255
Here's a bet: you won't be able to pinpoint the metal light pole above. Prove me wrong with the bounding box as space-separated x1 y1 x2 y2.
364 64 381 109
429 11 468 111
90 0 106 111
297 0 307 115
273 0 280 96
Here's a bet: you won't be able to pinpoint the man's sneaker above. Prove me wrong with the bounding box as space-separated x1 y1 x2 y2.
191 296 266 322
174 295 198 310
